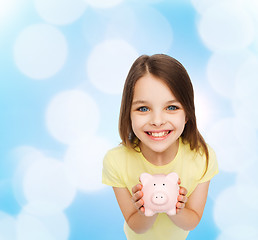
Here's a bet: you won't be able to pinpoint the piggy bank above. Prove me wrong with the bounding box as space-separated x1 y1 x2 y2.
140 172 179 217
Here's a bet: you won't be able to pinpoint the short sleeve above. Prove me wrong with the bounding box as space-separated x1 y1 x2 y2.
199 145 219 183
102 149 126 188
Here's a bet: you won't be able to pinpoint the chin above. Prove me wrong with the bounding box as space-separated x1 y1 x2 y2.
144 144 171 154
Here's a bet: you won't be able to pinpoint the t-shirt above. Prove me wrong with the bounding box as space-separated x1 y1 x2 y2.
102 138 219 240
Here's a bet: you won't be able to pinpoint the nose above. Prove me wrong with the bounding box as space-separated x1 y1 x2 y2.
151 191 168 205
150 111 166 127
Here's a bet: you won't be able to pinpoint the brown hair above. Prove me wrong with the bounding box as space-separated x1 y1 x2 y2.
119 54 209 169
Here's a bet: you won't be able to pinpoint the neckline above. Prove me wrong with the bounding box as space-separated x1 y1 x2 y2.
138 138 182 169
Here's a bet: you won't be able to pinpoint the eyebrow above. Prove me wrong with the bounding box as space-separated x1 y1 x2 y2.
132 100 179 105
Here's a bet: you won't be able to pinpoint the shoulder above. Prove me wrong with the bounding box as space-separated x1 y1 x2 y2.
179 140 218 176
105 144 132 159
102 145 131 188
199 143 219 182
103 144 136 167
180 139 216 163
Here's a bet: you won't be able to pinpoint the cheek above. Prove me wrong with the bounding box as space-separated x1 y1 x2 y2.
173 115 187 129
131 115 140 132
130 114 138 133
131 114 147 134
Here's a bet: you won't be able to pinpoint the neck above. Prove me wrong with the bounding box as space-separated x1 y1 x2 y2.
140 140 179 166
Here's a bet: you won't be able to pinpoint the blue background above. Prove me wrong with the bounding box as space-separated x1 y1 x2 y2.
1 0 258 239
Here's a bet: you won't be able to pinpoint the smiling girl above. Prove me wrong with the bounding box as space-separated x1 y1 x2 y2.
102 54 219 239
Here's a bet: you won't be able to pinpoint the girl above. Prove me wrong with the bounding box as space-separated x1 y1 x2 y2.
102 54 219 239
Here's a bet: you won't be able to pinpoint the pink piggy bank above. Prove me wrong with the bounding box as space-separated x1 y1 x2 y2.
140 172 179 217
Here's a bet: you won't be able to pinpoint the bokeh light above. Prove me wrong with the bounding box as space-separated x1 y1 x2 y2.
23 157 76 214
13 24 68 80
214 185 258 233
0 212 16 240
207 50 254 99
131 5 173 54
84 0 124 9
46 90 100 145
206 118 256 172
64 136 113 191
16 212 69 240
34 0 87 25
198 2 254 52
87 39 138 95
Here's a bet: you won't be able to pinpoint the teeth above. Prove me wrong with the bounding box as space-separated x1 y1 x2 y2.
148 131 170 137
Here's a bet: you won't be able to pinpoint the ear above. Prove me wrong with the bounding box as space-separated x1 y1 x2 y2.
140 173 152 185
166 172 179 183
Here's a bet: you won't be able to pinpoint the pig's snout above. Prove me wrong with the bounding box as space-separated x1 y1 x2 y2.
151 191 168 205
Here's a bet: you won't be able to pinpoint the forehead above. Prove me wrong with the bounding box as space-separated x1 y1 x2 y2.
133 74 176 101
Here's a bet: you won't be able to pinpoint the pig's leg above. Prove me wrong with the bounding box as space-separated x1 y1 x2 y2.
145 208 155 217
166 208 176 216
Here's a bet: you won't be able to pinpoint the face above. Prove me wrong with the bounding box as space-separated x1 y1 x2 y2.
130 74 187 156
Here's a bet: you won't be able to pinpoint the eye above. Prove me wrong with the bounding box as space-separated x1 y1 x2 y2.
163 183 165 186
154 184 156 186
138 106 149 112
167 105 178 111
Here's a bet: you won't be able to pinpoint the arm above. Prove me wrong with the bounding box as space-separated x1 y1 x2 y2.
113 185 158 234
169 181 210 231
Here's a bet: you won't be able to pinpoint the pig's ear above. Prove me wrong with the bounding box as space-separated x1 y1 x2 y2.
140 173 152 185
166 172 179 183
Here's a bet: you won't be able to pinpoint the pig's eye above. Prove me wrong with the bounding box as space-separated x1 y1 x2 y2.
154 184 156 186
163 184 165 186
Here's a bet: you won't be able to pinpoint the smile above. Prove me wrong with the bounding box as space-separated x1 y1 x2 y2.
145 130 171 138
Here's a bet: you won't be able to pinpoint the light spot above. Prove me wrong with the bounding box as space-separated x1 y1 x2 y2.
194 88 215 132
207 50 254 98
12 146 46 206
233 55 258 129
191 0 224 14
103 6 136 43
216 225 258 240
198 2 255 52
64 136 112 191
87 39 138 95
206 118 256 172
17 212 69 240
46 90 100 145
23 157 76 213
17 214 55 240
214 185 258 231
243 0 258 24
84 0 123 8
34 0 87 25
14 24 67 79
0 212 16 240
236 163 258 201
131 6 173 54
0 0 17 23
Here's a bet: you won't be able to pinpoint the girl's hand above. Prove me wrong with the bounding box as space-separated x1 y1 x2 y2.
131 184 145 215
176 178 188 214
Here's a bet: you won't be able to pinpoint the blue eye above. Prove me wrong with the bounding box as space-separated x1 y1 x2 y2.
138 106 149 112
167 105 178 111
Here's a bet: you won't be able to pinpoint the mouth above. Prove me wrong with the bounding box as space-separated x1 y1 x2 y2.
145 130 171 138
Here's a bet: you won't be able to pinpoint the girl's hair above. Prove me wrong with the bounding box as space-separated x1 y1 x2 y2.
119 54 209 170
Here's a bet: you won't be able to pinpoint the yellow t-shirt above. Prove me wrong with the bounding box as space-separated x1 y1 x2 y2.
102 138 219 240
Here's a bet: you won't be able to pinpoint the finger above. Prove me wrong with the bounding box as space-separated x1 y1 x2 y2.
176 207 183 214
178 195 188 203
140 206 145 214
177 178 181 185
176 201 185 209
131 190 143 203
135 199 144 210
179 187 188 196
132 184 142 194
